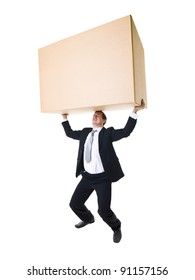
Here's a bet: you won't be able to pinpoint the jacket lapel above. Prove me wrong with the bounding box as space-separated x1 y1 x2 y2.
98 127 105 149
83 128 92 143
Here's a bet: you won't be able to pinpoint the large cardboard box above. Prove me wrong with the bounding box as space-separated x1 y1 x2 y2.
38 15 147 114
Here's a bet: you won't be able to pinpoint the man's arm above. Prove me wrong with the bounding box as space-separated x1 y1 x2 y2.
61 113 82 140
111 99 145 141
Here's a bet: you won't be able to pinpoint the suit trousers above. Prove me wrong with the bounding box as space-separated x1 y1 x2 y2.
69 171 121 230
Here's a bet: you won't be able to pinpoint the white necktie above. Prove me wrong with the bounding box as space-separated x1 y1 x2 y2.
85 130 97 163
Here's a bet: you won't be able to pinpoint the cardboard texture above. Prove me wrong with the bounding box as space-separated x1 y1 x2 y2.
38 15 147 114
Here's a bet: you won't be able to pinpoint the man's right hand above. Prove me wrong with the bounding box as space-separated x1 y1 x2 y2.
62 113 68 120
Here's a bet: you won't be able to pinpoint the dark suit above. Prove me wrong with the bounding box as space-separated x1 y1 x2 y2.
62 116 137 230
62 116 137 182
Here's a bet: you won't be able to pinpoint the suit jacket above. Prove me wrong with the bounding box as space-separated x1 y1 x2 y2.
62 116 137 182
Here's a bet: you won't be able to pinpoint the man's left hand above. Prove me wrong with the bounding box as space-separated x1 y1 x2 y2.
133 99 145 113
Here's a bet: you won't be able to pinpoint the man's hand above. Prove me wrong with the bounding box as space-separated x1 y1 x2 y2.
62 113 68 120
133 99 145 113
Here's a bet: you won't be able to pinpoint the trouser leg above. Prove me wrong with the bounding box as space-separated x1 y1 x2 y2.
69 177 94 223
95 179 121 231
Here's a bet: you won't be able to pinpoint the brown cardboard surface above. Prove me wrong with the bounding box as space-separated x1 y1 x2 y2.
38 15 147 114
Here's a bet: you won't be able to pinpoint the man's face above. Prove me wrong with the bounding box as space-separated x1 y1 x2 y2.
92 112 105 127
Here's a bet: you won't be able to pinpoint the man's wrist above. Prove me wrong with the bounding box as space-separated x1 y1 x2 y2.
131 111 138 120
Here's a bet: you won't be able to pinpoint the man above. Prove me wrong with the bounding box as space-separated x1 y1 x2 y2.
61 100 145 243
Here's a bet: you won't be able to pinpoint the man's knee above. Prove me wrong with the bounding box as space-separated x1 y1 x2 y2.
70 198 82 211
98 208 108 219
98 207 117 221
69 199 75 210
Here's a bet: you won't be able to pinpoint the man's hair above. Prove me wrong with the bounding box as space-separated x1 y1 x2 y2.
95 110 107 125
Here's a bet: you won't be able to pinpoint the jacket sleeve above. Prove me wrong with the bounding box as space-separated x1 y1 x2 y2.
111 116 137 142
61 121 82 140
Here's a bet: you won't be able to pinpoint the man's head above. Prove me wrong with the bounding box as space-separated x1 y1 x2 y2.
92 110 107 127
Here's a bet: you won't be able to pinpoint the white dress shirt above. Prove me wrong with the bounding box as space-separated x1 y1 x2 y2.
84 127 104 174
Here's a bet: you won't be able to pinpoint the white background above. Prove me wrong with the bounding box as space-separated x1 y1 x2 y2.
0 0 194 279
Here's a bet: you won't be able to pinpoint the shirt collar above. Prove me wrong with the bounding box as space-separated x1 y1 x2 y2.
92 127 103 132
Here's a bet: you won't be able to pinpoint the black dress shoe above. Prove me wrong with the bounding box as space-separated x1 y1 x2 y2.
75 218 95 229
113 228 122 243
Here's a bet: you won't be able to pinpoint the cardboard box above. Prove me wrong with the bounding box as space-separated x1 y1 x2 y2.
38 15 147 114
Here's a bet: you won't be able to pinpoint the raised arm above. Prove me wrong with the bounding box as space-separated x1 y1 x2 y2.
61 114 82 140
111 99 145 141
